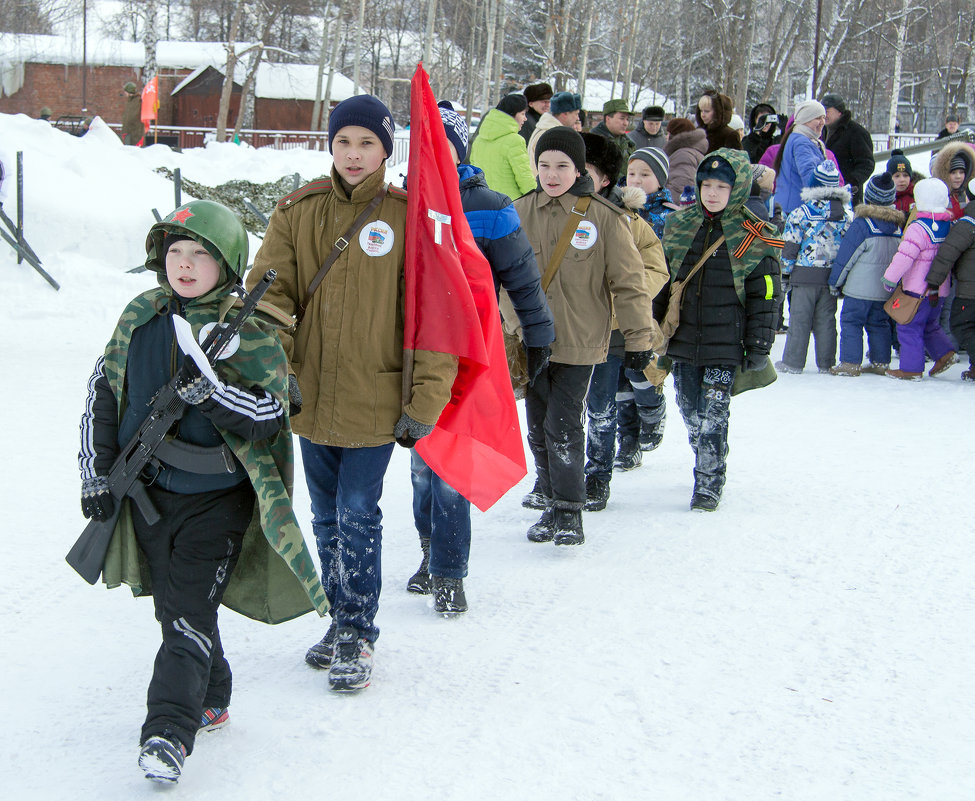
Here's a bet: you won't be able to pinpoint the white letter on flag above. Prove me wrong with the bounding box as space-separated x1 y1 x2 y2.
428 209 451 245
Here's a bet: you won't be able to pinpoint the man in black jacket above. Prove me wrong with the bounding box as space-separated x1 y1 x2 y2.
521 82 553 145
820 93 875 205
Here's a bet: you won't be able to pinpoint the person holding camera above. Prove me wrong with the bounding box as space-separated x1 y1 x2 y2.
742 103 780 164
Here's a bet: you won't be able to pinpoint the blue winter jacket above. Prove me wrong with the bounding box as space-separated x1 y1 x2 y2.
829 204 906 302
777 132 827 215
781 185 853 284
457 164 555 348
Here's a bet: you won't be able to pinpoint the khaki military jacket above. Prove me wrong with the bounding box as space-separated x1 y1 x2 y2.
248 165 457 447
513 189 657 364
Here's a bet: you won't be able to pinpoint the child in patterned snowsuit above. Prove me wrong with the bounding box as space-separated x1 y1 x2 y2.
777 161 853 373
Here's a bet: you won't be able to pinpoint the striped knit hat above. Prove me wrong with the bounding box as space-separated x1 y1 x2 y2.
864 172 896 206
629 147 670 188
807 160 841 188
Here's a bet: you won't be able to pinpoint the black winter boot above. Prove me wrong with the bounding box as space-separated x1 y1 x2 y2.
690 490 719 512
406 537 432 594
432 576 468 615
584 475 610 511
527 507 556 542
553 507 584 546
640 410 666 451
521 479 551 510
614 436 643 471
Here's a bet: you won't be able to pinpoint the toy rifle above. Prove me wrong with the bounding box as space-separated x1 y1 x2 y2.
66 270 277 584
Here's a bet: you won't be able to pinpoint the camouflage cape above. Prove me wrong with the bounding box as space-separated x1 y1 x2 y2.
98 285 329 624
662 147 783 305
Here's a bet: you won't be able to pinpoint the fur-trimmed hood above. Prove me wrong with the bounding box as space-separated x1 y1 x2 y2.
854 204 906 226
799 184 852 204
932 140 975 186
665 128 709 157
695 91 733 130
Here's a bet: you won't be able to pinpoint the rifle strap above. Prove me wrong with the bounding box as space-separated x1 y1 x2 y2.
296 184 388 326
540 195 592 292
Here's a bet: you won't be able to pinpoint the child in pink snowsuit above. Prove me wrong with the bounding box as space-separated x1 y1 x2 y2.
883 177 958 379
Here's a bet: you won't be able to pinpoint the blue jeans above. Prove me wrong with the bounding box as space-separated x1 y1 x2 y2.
839 296 892 365
299 438 394 643
410 451 470 579
584 354 623 483
672 362 734 499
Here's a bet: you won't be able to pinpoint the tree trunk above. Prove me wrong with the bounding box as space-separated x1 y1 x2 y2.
311 2 332 132
352 0 365 95
886 1 909 146
577 0 593 102
216 0 245 143
234 44 263 139
142 0 158 80
494 0 506 104
323 13 343 134
481 0 497 115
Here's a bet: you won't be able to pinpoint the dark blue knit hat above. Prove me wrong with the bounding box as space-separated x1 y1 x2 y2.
696 155 737 187
328 95 395 157
864 172 896 206
437 101 469 162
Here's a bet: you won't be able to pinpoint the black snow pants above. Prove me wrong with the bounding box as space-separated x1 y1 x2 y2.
134 480 254 754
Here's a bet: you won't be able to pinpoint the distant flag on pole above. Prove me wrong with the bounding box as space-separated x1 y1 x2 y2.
141 76 159 132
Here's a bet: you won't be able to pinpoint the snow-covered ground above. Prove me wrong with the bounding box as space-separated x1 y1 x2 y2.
2 113 973 800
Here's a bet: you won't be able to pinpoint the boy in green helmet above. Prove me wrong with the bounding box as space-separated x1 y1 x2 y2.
78 200 325 784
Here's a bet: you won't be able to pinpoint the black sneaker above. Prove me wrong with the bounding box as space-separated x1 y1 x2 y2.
304 620 338 669
527 508 556 542
583 475 610 511
432 576 468 615
614 437 643 471
690 492 719 512
139 734 186 783
406 537 432 594
521 480 551 509
553 508 584 546
328 627 374 692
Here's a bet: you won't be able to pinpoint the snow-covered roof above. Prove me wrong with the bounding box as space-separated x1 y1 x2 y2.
171 62 358 103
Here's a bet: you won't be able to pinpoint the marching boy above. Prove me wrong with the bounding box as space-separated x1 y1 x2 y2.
79 200 325 783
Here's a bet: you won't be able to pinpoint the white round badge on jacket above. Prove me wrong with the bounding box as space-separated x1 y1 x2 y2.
571 220 598 250
359 220 395 257
197 322 240 360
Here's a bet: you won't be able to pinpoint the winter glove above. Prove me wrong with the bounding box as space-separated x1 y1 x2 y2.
882 277 898 293
394 413 435 449
926 284 941 306
288 373 303 417
81 475 114 521
174 355 217 405
743 352 769 372
828 285 841 298
525 345 551 385
624 350 654 372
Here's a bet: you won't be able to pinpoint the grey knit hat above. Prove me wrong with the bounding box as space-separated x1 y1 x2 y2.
629 147 670 188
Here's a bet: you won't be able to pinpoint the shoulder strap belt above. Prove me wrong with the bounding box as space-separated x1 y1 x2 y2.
296 184 389 326
540 195 592 292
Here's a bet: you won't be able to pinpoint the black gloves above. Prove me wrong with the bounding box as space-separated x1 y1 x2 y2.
926 284 940 306
394 413 436 449
743 352 769 372
525 345 551 385
174 356 217 405
288 374 303 417
81 475 114 521
624 350 654 372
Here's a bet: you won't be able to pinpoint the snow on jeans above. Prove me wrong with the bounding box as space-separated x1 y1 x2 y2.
584 353 624 484
672 361 734 500
134 480 253 755
895 295 954 373
299 439 394 643
410 450 470 579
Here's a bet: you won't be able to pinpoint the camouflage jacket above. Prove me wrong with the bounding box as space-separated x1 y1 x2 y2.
96 286 328 624
663 148 783 306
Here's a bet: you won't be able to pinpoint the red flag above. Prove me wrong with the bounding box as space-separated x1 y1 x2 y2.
141 76 159 129
404 63 526 511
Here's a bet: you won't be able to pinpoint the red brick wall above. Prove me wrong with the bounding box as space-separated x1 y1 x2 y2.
0 63 184 125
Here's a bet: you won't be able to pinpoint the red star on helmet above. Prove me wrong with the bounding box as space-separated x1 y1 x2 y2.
170 208 194 224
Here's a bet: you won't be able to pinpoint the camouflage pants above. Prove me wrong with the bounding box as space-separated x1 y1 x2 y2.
672 362 734 500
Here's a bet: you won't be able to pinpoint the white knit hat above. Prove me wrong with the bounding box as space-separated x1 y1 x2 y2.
913 177 949 213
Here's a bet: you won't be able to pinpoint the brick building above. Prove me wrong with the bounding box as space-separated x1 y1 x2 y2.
0 34 356 131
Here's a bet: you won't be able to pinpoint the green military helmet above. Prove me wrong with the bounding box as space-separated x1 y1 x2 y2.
123 82 137 94
39 106 52 118
145 200 249 282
